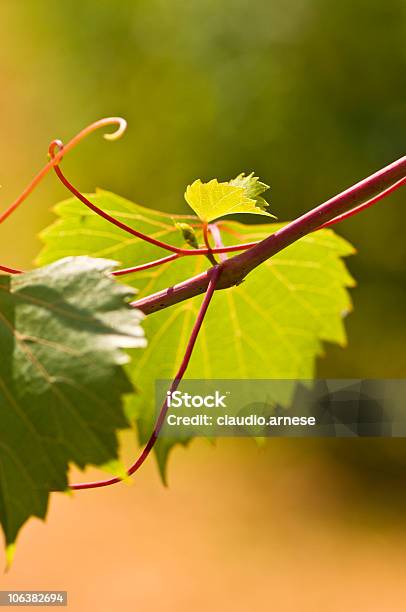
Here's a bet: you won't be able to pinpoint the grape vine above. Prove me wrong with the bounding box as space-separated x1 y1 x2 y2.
2 118 406 487
0 118 405 553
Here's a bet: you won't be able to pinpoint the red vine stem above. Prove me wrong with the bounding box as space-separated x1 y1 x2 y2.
0 265 22 274
69 264 222 490
202 221 217 265
229 156 406 277
202 222 210 250
49 141 258 256
111 254 180 276
1 257 177 277
52 165 257 255
319 174 406 228
0 118 127 225
6 155 403 287
132 156 406 315
52 157 184 255
2 116 403 276
6 168 402 277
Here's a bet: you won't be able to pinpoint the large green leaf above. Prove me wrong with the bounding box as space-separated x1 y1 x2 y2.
0 257 145 555
38 191 355 479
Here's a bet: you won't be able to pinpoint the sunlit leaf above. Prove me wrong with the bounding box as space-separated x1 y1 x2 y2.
185 178 274 222
228 172 271 212
38 191 354 480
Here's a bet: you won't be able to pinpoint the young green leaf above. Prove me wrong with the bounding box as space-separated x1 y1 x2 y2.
0 257 145 551
185 177 274 222
37 191 355 480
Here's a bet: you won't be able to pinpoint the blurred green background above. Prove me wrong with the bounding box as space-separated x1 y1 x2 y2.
1 2 405 609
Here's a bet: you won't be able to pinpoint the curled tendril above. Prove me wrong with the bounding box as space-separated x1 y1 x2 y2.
48 139 64 159
103 118 127 141
0 117 127 225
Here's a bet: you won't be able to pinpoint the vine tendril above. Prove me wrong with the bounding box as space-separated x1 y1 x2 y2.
0 118 127 225
68 264 222 490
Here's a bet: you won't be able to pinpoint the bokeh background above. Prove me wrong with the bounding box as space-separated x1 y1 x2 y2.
1 1 405 609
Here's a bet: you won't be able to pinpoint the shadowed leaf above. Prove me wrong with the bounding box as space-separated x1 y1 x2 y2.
0 256 145 549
